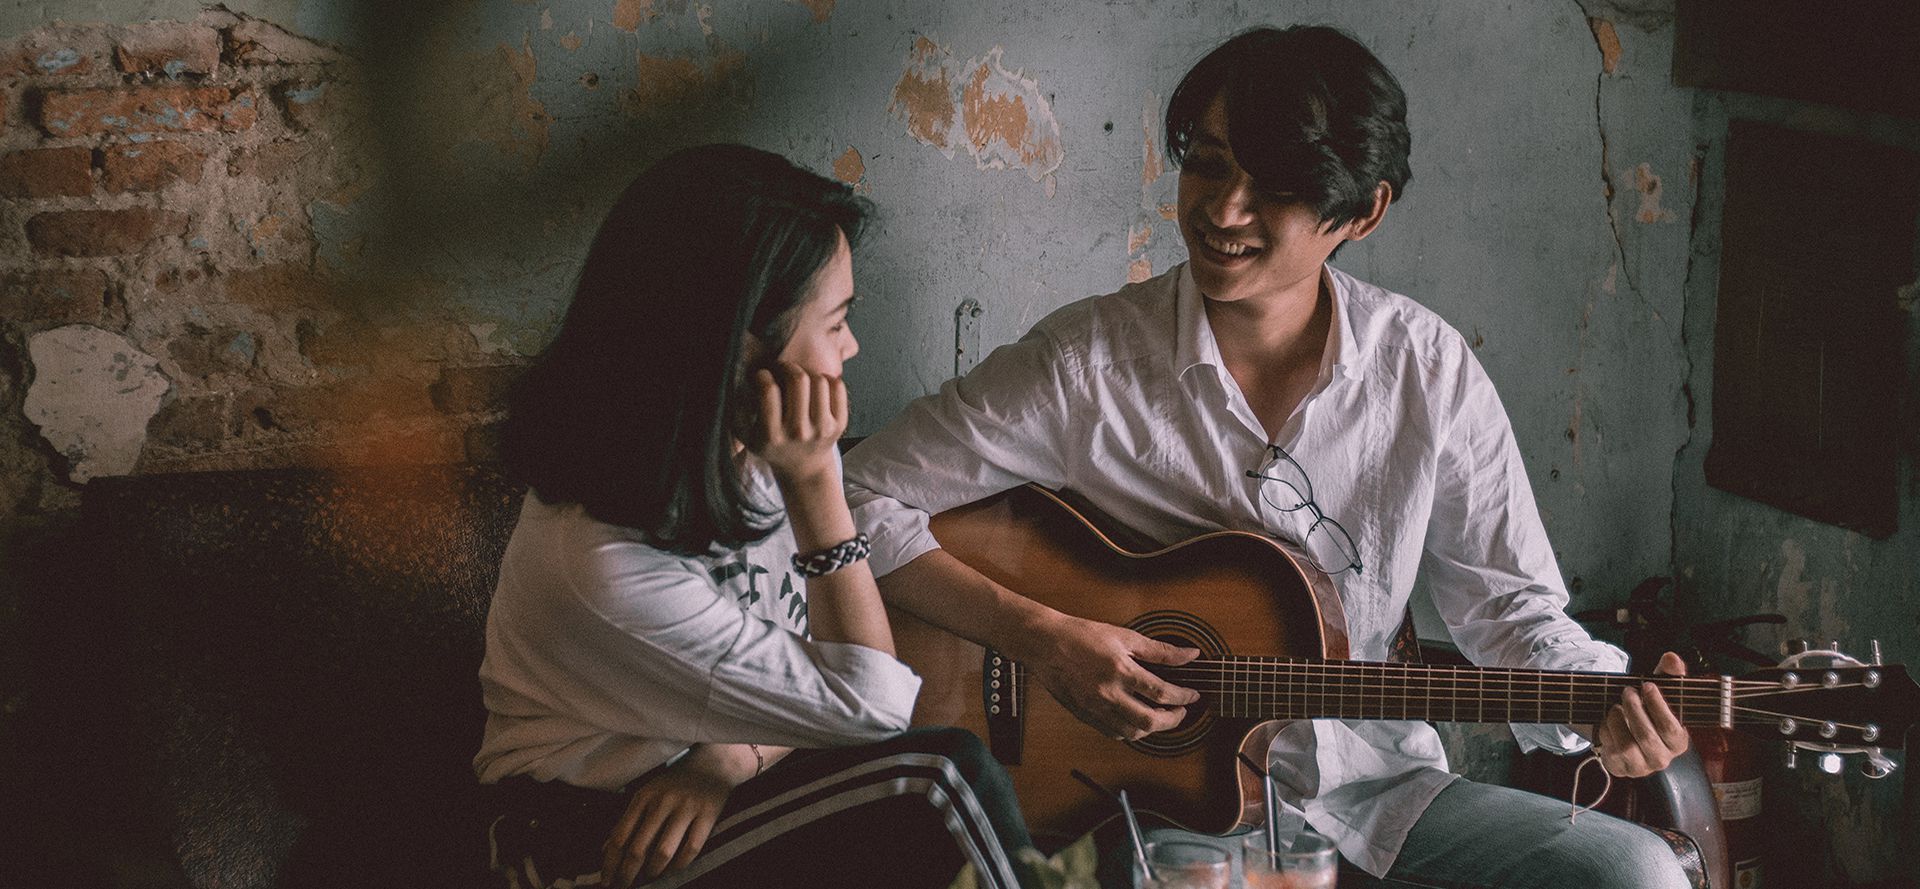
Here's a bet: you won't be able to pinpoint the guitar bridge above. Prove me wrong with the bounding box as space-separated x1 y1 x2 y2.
984 648 1023 765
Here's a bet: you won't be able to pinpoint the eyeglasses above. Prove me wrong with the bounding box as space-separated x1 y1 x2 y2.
1244 443 1364 576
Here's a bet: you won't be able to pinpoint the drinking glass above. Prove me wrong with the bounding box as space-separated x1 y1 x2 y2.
1140 839 1230 889
1242 830 1337 889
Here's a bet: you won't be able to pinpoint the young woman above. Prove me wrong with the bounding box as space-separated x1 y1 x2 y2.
475 144 1032 889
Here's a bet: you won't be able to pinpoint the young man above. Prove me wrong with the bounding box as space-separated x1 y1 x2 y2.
845 25 1691 889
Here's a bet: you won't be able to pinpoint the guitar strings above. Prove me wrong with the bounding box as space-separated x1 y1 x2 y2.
1094 660 1881 732
1104 661 1865 703
1156 675 1850 704
1152 660 1864 696
1158 657 1794 684
1133 685 1872 732
1155 669 1854 693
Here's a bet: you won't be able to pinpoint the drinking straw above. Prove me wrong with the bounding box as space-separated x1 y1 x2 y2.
1117 789 1151 880
1263 771 1281 858
1070 769 1150 879
1236 751 1282 861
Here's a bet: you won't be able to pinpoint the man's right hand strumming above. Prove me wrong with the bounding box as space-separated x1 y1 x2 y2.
877 547 1202 740
1013 610 1202 741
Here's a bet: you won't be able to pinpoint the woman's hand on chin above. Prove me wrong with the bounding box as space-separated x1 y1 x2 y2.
747 362 848 490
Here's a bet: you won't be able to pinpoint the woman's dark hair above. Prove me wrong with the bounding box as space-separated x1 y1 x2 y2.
502 143 872 556
1165 25 1412 231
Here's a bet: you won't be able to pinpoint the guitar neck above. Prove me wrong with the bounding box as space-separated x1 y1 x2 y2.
1157 658 1730 727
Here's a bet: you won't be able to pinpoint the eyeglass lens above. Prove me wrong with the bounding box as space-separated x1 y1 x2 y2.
1248 446 1362 575
1305 514 1361 573
1252 449 1313 511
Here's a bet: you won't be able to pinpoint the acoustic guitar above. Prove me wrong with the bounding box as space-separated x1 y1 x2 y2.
888 484 1917 849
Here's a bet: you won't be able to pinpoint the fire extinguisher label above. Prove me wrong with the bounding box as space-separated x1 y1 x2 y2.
1712 777 1763 821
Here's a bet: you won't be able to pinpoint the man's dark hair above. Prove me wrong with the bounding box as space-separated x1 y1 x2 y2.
501 143 872 556
1166 25 1412 230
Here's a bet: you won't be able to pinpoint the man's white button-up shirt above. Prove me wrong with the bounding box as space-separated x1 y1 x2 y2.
845 263 1626 876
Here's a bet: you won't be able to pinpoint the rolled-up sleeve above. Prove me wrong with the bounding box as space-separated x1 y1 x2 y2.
847 328 1077 577
845 483 943 580
1420 349 1628 755
701 622 921 744
561 541 921 748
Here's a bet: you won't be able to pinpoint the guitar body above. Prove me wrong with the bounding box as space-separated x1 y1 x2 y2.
889 484 1349 839
881 489 1920 889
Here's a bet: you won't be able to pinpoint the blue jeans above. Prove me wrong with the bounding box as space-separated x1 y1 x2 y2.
1128 779 1690 889
1343 778 1691 889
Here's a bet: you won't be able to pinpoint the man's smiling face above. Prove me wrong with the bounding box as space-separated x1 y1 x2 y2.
1176 93 1358 305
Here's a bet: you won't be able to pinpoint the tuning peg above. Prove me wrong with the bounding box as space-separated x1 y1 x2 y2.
1784 747 1798 770
1862 749 1897 780
1870 640 1883 666
1828 640 1841 652
1817 753 1844 775
1787 638 1811 655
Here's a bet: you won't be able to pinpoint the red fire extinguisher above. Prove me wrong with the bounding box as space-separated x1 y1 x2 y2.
1578 577 1784 889
1692 726 1763 888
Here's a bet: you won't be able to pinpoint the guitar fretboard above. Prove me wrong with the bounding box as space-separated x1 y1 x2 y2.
1154 658 1728 726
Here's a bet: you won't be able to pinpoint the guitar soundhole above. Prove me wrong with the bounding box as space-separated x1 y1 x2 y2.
1129 611 1224 758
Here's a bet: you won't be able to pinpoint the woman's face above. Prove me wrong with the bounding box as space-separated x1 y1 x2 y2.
775 229 859 376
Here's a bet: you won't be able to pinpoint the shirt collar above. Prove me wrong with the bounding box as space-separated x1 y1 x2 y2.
1324 266 1367 382
1172 264 1218 382
1173 263 1369 385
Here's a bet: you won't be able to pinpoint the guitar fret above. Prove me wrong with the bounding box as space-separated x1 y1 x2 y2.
1241 656 1249 719
1254 656 1263 719
1358 662 1369 720
1319 658 1329 721
1287 655 1296 721
1330 660 1339 719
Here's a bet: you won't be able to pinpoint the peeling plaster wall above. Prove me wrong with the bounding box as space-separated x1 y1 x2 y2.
0 1 1697 592
1672 88 1920 887
0 0 1755 881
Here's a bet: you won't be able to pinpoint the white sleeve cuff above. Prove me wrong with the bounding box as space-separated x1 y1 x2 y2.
848 488 943 578
809 640 924 730
1512 722 1594 755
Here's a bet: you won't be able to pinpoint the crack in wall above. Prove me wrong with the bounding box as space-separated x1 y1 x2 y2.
1574 1 1702 601
1670 139 1710 596
1576 1 1642 302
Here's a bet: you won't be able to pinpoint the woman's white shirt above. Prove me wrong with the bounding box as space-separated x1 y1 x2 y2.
474 465 921 791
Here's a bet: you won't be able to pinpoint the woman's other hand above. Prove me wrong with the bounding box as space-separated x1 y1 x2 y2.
601 744 755 888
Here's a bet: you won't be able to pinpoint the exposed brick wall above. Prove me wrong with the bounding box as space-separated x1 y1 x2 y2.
25 207 191 256
101 140 207 192
0 146 94 197
0 9 526 515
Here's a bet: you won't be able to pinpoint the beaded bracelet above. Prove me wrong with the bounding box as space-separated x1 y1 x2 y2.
792 532 872 578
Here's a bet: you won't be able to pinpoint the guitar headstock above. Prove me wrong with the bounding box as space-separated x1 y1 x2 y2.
1735 646 1918 777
